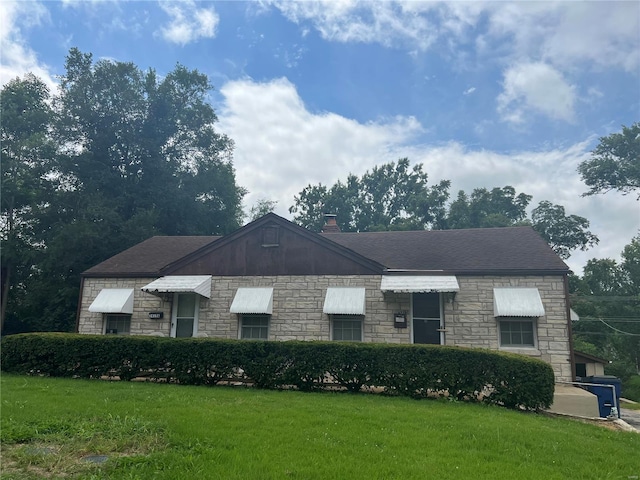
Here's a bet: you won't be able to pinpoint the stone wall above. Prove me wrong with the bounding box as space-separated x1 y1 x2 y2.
443 275 572 382
79 273 571 380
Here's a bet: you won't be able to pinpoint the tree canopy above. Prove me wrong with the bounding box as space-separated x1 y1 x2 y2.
290 159 598 259
578 122 640 197
571 236 640 391
290 158 451 232
445 186 531 229
1 49 245 334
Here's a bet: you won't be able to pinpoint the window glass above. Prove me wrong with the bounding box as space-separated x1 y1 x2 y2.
500 319 535 347
174 293 197 338
176 294 196 318
333 315 363 341
105 314 131 335
413 293 440 318
241 314 269 340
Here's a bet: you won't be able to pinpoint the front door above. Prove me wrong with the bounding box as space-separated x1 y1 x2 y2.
171 293 198 337
412 293 442 344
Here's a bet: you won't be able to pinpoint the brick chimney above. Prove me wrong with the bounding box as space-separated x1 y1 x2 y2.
321 214 341 233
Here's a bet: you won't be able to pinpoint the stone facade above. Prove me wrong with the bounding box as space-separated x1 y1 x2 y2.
79 273 572 381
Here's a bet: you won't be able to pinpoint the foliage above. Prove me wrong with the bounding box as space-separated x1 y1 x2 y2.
1 333 555 411
531 200 599 259
248 198 278 221
445 186 531 229
290 161 598 259
4 375 639 480
578 122 640 197
571 236 640 399
290 158 451 232
622 375 640 402
1 49 245 334
0 74 55 331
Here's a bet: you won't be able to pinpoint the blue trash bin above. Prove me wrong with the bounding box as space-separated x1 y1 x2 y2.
584 375 622 418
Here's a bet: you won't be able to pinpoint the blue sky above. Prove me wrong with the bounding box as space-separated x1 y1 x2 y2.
2 0 639 273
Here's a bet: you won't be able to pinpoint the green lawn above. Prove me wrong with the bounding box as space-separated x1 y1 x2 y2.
1 375 638 479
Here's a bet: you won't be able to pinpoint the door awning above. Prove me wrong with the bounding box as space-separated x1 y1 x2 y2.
230 287 273 314
141 275 212 298
493 288 545 317
323 287 366 315
89 288 134 314
380 275 459 293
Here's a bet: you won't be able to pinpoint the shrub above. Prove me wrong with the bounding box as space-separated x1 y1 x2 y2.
1 333 555 410
623 375 640 402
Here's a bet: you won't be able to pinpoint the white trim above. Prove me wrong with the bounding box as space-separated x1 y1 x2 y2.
170 293 199 338
141 275 212 298
330 314 364 342
89 289 134 314
493 288 545 317
238 314 271 340
411 292 444 345
323 287 366 315
498 317 537 349
381 275 459 293
230 287 274 314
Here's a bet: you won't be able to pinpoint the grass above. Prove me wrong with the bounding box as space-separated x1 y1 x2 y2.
623 401 640 411
1 375 639 479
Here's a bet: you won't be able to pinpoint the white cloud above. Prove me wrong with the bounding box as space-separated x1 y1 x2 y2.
497 62 576 124
218 77 422 215
0 0 56 90
269 1 640 72
158 0 219 46
218 77 639 274
271 1 439 50
463 87 476 95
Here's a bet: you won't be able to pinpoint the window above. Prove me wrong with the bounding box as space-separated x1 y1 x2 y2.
172 293 198 338
105 314 131 335
499 318 535 347
241 314 270 340
412 292 442 345
332 315 363 342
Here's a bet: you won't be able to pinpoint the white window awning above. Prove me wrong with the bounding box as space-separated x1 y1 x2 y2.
570 308 579 321
494 288 545 317
323 287 366 315
141 275 212 298
230 287 273 314
380 275 460 293
89 288 134 314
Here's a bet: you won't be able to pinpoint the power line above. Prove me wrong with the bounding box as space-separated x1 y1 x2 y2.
574 331 640 336
599 319 640 336
574 318 640 323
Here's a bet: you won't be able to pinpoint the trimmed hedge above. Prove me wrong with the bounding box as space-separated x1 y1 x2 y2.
0 333 555 410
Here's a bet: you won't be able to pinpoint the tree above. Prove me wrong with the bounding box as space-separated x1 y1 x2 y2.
290 158 450 232
248 199 278 222
2 49 246 334
578 122 640 197
571 237 640 395
530 201 599 259
0 74 55 332
445 186 532 229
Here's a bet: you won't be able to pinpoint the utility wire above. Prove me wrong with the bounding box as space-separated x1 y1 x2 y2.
574 318 640 323
598 318 640 336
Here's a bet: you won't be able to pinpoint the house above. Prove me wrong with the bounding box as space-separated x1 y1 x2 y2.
77 213 574 381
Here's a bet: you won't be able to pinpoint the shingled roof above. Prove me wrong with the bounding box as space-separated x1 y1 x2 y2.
83 236 219 276
320 226 569 274
83 216 569 277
